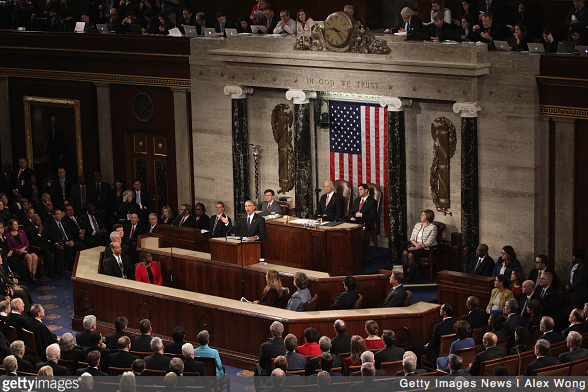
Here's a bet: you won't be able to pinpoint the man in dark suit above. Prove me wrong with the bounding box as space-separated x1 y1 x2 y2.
561 308 585 340
518 280 541 320
109 336 139 369
103 242 134 279
69 174 89 215
461 296 489 329
260 189 283 215
1 355 18 378
429 12 454 41
379 272 407 308
284 334 307 370
349 363 387 392
350 351 386 377
472 12 503 43
28 304 58 360
523 339 557 376
164 326 186 355
76 350 108 376
347 183 377 224
305 336 343 376
144 337 171 371
81 331 111 372
47 209 86 271
16 200 33 229
536 316 563 344
105 317 131 349
421 303 457 363
567 248 588 310
10 341 35 373
230 200 267 241
35 343 70 376
394 351 427 376
330 319 352 355
307 353 343 378
132 179 151 221
62 204 87 245
468 244 495 276
0 164 15 201
76 315 96 347
385 7 422 34
330 275 360 310
27 214 65 278
208 201 232 238
502 299 525 341
375 330 405 369
173 204 197 228
6 298 29 340
214 11 235 37
124 213 145 247
477 0 505 27
147 213 159 233
181 343 208 376
529 254 559 290
79 203 107 247
260 4 279 34
14 158 33 200
315 180 343 221
443 354 470 378
536 272 563 327
88 171 111 224
466 332 507 376
131 319 153 352
49 167 71 210
558 331 588 363
256 321 286 377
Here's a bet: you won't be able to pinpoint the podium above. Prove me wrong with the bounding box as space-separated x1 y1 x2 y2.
209 238 261 266
157 224 210 253
437 270 494 316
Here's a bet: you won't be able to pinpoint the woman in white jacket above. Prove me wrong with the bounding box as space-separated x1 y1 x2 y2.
403 209 437 281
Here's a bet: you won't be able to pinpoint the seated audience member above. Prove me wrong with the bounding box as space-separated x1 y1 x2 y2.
395 351 425 376
385 7 422 34
568 248 588 310
60 0 79 31
253 270 285 308
469 244 494 276
305 336 343 376
237 16 252 33
118 371 136 391
364 320 385 350
135 251 162 285
455 0 477 25
109 336 139 369
118 190 140 220
529 254 558 289
330 275 359 310
272 356 303 385
315 180 343 222
511 22 529 51
147 213 158 233
214 11 235 37
80 204 107 246
76 350 108 376
284 333 307 370
144 337 171 371
429 0 451 24
104 242 134 279
194 330 224 377
564 0 588 31
519 280 540 319
180 7 195 26
123 213 145 248
157 13 175 34
160 372 177 391
297 327 321 356
132 359 149 381
208 201 232 238
403 209 437 281
541 27 559 53
296 9 313 33
142 9 160 34
81 331 110 372
11 340 34 373
165 326 186 354
1 355 17 377
466 332 506 376
509 268 524 299
273 9 296 34
374 330 404 369
472 12 503 43
558 331 588 363
429 11 453 40
561 308 585 339
511 326 532 355
379 271 407 307
525 299 543 329
503 298 525 339
181 343 207 376
347 183 377 224
489 313 507 340
445 353 469 377
287 272 311 311
195 12 209 35
420 303 456 363
29 304 58 358
256 321 286 377
536 316 562 344
523 339 556 376
492 246 521 280
175 204 196 228
267 368 287 391
260 4 279 34
27 214 65 279
537 272 563 327
59 333 82 364
76 315 96 347
310 352 342 378
260 189 282 214
192 203 209 229
159 205 174 225
437 320 475 371
350 351 386 377
36 343 70 376
487 274 514 314
331 319 352 355
461 296 489 329
131 319 153 352
6 218 38 283
344 335 366 369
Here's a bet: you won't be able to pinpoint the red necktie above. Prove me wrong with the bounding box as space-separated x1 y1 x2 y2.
267 203 270 211
130 226 135 238
180 217 186 226
359 198 364 212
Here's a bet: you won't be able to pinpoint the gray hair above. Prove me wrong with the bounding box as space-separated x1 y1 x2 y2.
151 337 163 352
148 213 157 219
0 300 10 313
567 331 582 348
123 190 133 198
163 372 177 388
506 298 518 313
403 351 417 372
59 333 75 352
535 339 550 356
83 315 97 330
319 336 331 352
448 353 462 370
400 7 414 16
110 231 119 242
360 350 374 364
181 343 195 358
10 298 23 311
270 321 284 337
119 371 136 392
3 355 17 372
169 358 184 374
271 368 285 386
80 373 94 389
361 362 375 377
317 370 331 388
46 343 60 362
432 11 443 20
10 340 24 356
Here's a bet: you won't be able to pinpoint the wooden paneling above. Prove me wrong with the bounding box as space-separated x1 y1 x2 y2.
574 121 588 250
209 239 262 266
437 270 494 316
157 224 210 252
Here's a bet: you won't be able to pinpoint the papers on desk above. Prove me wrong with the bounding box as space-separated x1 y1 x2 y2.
322 221 343 227
240 297 252 303
168 27 182 37
394 31 407 36
288 218 318 225
201 229 210 234
226 236 252 241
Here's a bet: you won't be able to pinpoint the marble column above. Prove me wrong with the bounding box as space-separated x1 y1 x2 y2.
224 85 253 215
453 102 481 272
380 96 412 265
171 88 192 205
286 89 316 218
94 83 115 184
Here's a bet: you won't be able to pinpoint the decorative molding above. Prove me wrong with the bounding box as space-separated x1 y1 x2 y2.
135 302 152 324
453 102 481 118
379 96 412 112
539 105 588 120
286 89 317 105
223 85 253 99
317 91 382 103
0 67 190 88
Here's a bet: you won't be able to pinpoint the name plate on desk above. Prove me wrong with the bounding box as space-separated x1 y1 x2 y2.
209 238 261 266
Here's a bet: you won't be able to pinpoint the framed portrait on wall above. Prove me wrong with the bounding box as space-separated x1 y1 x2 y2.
23 96 83 181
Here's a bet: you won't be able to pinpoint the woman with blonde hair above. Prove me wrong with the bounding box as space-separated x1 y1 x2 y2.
119 371 136 392
253 270 284 308
159 205 174 224
344 335 367 369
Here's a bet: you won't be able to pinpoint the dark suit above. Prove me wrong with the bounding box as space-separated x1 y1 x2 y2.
175 214 196 228
14 167 33 199
561 323 584 340
28 318 58 360
426 318 457 362
79 212 107 246
164 341 185 355
104 254 134 279
208 215 232 238
88 181 111 214
75 366 108 376
69 183 89 215
285 351 307 370
379 285 407 308
109 350 139 369
6 312 29 339
351 369 386 377
348 379 387 392
558 347 588 363
47 219 85 269
192 214 210 230
76 329 92 347
478 0 505 26
392 15 422 34
331 334 352 355
49 178 72 210
374 346 405 369
524 356 556 376
429 21 455 41
131 334 153 353
260 201 282 215
124 222 146 244
231 213 267 241
258 337 286 376
35 361 70 376
518 291 542 320
468 255 495 276
82 345 111 372
347 196 377 224
104 330 131 349
26 224 65 275
0 172 15 199
537 331 563 345
330 289 360 310
503 313 525 337
467 346 507 376
261 14 279 34
144 352 171 371
461 309 489 330
15 356 35 373
568 262 588 309
214 19 236 37
536 285 563 325
184 357 207 376
473 22 504 43
529 267 559 290
315 192 343 221
305 352 343 376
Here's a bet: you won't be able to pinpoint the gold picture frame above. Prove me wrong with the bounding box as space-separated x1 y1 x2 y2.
23 96 83 177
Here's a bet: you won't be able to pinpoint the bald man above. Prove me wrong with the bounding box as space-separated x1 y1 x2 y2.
466 333 507 376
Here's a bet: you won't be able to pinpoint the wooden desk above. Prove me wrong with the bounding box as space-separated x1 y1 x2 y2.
157 224 210 253
264 218 364 275
209 238 261 266
437 270 494 316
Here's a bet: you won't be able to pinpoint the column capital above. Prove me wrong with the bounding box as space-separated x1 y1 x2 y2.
379 97 412 111
224 85 253 99
286 89 317 104
453 102 481 118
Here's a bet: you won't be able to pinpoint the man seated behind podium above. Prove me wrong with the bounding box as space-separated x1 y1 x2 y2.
315 180 343 221
347 183 377 224
379 271 407 307
384 7 422 35
230 200 267 241
260 189 283 215
104 242 134 279
175 204 197 228
208 201 232 237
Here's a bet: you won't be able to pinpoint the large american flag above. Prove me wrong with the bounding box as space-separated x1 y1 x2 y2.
329 100 389 236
